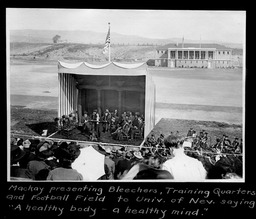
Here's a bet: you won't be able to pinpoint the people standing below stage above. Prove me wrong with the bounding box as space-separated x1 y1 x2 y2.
187 128 194 137
161 135 207 181
232 137 239 150
156 134 165 148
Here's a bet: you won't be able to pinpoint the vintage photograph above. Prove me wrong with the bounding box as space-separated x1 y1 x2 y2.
6 9 245 182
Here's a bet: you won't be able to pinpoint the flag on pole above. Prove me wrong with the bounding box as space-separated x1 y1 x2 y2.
103 23 110 56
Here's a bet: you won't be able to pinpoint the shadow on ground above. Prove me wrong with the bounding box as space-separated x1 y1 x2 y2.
26 122 58 136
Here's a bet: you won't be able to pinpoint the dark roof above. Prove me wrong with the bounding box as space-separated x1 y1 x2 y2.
157 43 231 50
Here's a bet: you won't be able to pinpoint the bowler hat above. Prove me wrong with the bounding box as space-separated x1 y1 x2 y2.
11 145 26 163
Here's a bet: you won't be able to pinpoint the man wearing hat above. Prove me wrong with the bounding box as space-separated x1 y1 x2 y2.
19 139 37 169
187 128 194 137
47 143 83 180
10 144 32 179
26 141 53 180
101 147 115 180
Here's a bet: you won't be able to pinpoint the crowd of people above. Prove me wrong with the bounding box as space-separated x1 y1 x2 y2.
56 109 145 142
10 126 243 181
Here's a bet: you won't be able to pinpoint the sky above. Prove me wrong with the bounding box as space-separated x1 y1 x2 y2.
6 8 246 43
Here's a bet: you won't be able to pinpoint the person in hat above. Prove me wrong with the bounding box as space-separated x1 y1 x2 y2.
187 128 194 137
156 134 165 148
114 156 132 180
130 114 141 140
161 135 207 181
232 137 240 150
10 144 32 179
26 141 53 180
121 152 174 180
100 147 115 180
19 139 36 169
47 142 83 180
134 165 173 180
89 131 98 141
102 109 111 133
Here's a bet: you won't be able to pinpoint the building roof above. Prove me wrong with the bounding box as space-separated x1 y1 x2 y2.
157 43 232 50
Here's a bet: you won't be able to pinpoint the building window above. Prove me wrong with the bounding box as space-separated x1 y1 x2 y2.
201 51 205 59
195 51 199 59
189 51 194 59
170 51 176 59
227 51 229 55
219 51 221 55
178 51 182 59
208 51 213 59
184 51 188 59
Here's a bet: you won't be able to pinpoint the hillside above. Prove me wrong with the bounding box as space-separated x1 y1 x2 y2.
10 42 157 63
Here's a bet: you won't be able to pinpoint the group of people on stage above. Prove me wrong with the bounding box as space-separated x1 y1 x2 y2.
54 109 145 142
80 109 145 142
10 126 243 181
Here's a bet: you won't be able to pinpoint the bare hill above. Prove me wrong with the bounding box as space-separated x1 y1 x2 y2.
10 42 157 63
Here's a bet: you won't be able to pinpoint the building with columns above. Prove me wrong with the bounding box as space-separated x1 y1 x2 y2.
155 43 233 68
57 61 155 137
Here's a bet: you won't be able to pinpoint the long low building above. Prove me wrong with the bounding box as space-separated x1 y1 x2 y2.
155 43 233 68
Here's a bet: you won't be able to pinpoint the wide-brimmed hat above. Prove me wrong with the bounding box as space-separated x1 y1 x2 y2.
11 145 26 163
134 151 143 159
37 140 54 152
22 139 31 148
104 147 112 154
55 143 81 161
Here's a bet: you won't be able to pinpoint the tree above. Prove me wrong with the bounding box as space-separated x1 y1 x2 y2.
52 35 61 43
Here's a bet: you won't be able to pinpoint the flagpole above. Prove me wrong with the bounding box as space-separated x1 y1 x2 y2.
108 22 111 62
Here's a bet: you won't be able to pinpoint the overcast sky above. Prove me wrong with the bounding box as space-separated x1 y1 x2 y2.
6 9 246 43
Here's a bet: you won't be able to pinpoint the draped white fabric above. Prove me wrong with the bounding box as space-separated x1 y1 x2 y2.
58 61 147 76
58 73 78 117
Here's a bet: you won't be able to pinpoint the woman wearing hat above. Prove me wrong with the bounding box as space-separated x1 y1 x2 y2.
47 143 83 180
10 144 32 180
26 141 53 180
18 139 36 169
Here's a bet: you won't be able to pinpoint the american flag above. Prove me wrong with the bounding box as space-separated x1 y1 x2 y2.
103 24 110 54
